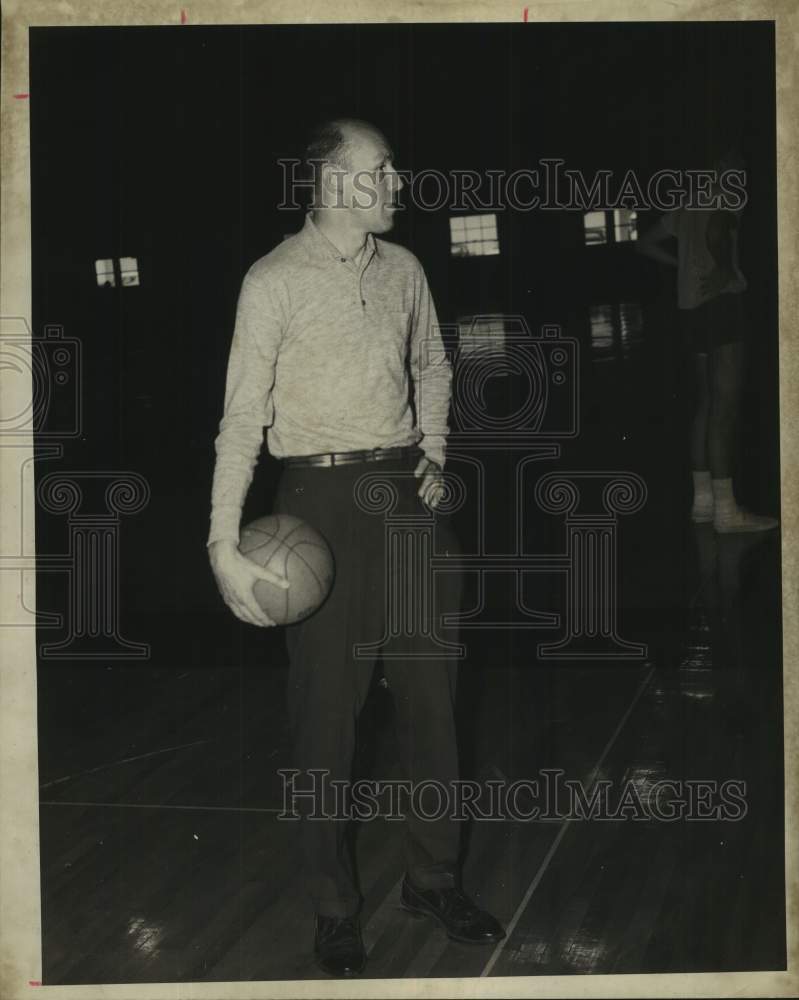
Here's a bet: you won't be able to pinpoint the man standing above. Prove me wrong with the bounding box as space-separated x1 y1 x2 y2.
208 119 504 977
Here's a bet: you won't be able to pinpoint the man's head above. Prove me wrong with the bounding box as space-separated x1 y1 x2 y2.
304 118 403 235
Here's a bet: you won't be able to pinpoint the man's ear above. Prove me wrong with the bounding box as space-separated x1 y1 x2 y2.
321 161 345 207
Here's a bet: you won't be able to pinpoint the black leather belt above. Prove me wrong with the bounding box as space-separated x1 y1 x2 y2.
283 445 421 468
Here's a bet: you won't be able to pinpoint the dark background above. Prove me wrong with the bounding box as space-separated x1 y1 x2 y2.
30 20 779 657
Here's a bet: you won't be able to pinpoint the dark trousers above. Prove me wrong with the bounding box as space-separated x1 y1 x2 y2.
273 451 463 918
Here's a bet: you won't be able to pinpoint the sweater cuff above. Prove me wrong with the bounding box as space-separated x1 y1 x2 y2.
207 506 242 548
420 434 447 469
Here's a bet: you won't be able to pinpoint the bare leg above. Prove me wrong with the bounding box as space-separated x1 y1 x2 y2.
689 352 714 521
690 352 710 472
707 340 743 478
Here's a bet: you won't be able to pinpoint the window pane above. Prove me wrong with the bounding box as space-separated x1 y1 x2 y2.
119 256 140 286
458 314 509 356
614 208 638 242
584 211 607 246
95 259 115 287
590 301 644 361
450 213 500 257
451 238 501 258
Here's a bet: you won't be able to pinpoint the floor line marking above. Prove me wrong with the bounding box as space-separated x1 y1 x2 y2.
38 800 567 822
39 739 213 789
480 664 656 978
39 800 287 813
402 920 453 978
363 877 404 954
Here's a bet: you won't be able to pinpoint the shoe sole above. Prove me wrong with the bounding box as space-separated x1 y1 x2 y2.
314 935 366 977
314 956 366 978
400 899 506 945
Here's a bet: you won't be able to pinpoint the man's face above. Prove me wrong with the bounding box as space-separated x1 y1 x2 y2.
332 126 403 234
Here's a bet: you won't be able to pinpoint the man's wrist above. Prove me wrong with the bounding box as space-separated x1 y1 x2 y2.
420 435 447 470
208 537 239 552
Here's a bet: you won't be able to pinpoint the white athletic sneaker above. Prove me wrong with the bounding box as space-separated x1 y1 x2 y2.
713 507 779 534
690 496 714 523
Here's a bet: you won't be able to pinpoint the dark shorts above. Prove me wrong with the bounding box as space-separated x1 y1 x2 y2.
680 292 745 354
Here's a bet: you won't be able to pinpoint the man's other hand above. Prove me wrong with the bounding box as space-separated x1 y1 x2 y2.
208 539 289 627
414 455 445 509
700 265 735 299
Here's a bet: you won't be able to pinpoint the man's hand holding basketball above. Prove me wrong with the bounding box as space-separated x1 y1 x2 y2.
208 539 289 628
414 455 445 510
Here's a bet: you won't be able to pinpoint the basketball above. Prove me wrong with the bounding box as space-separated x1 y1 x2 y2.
239 514 335 625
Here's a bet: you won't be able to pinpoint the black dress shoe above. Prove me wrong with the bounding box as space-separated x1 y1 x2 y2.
314 913 366 977
400 877 506 944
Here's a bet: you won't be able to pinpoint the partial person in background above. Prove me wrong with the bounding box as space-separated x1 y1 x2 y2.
636 147 778 534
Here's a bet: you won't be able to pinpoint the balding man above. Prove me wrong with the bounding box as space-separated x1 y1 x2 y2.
208 119 504 977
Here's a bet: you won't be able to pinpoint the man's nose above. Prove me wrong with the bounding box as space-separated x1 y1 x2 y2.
389 168 404 193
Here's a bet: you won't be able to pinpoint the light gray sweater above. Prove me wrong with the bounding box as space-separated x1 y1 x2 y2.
208 213 452 545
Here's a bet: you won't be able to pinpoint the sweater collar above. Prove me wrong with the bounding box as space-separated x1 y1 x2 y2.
301 212 378 265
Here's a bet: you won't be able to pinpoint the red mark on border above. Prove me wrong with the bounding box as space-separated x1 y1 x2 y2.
523 6 528 20
28 982 41 987
180 8 187 23
14 93 29 99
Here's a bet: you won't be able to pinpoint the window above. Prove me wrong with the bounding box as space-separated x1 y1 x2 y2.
450 214 500 257
613 209 637 243
119 257 140 286
583 211 608 246
457 314 509 356
94 257 141 287
584 209 637 246
590 301 643 360
95 259 115 287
